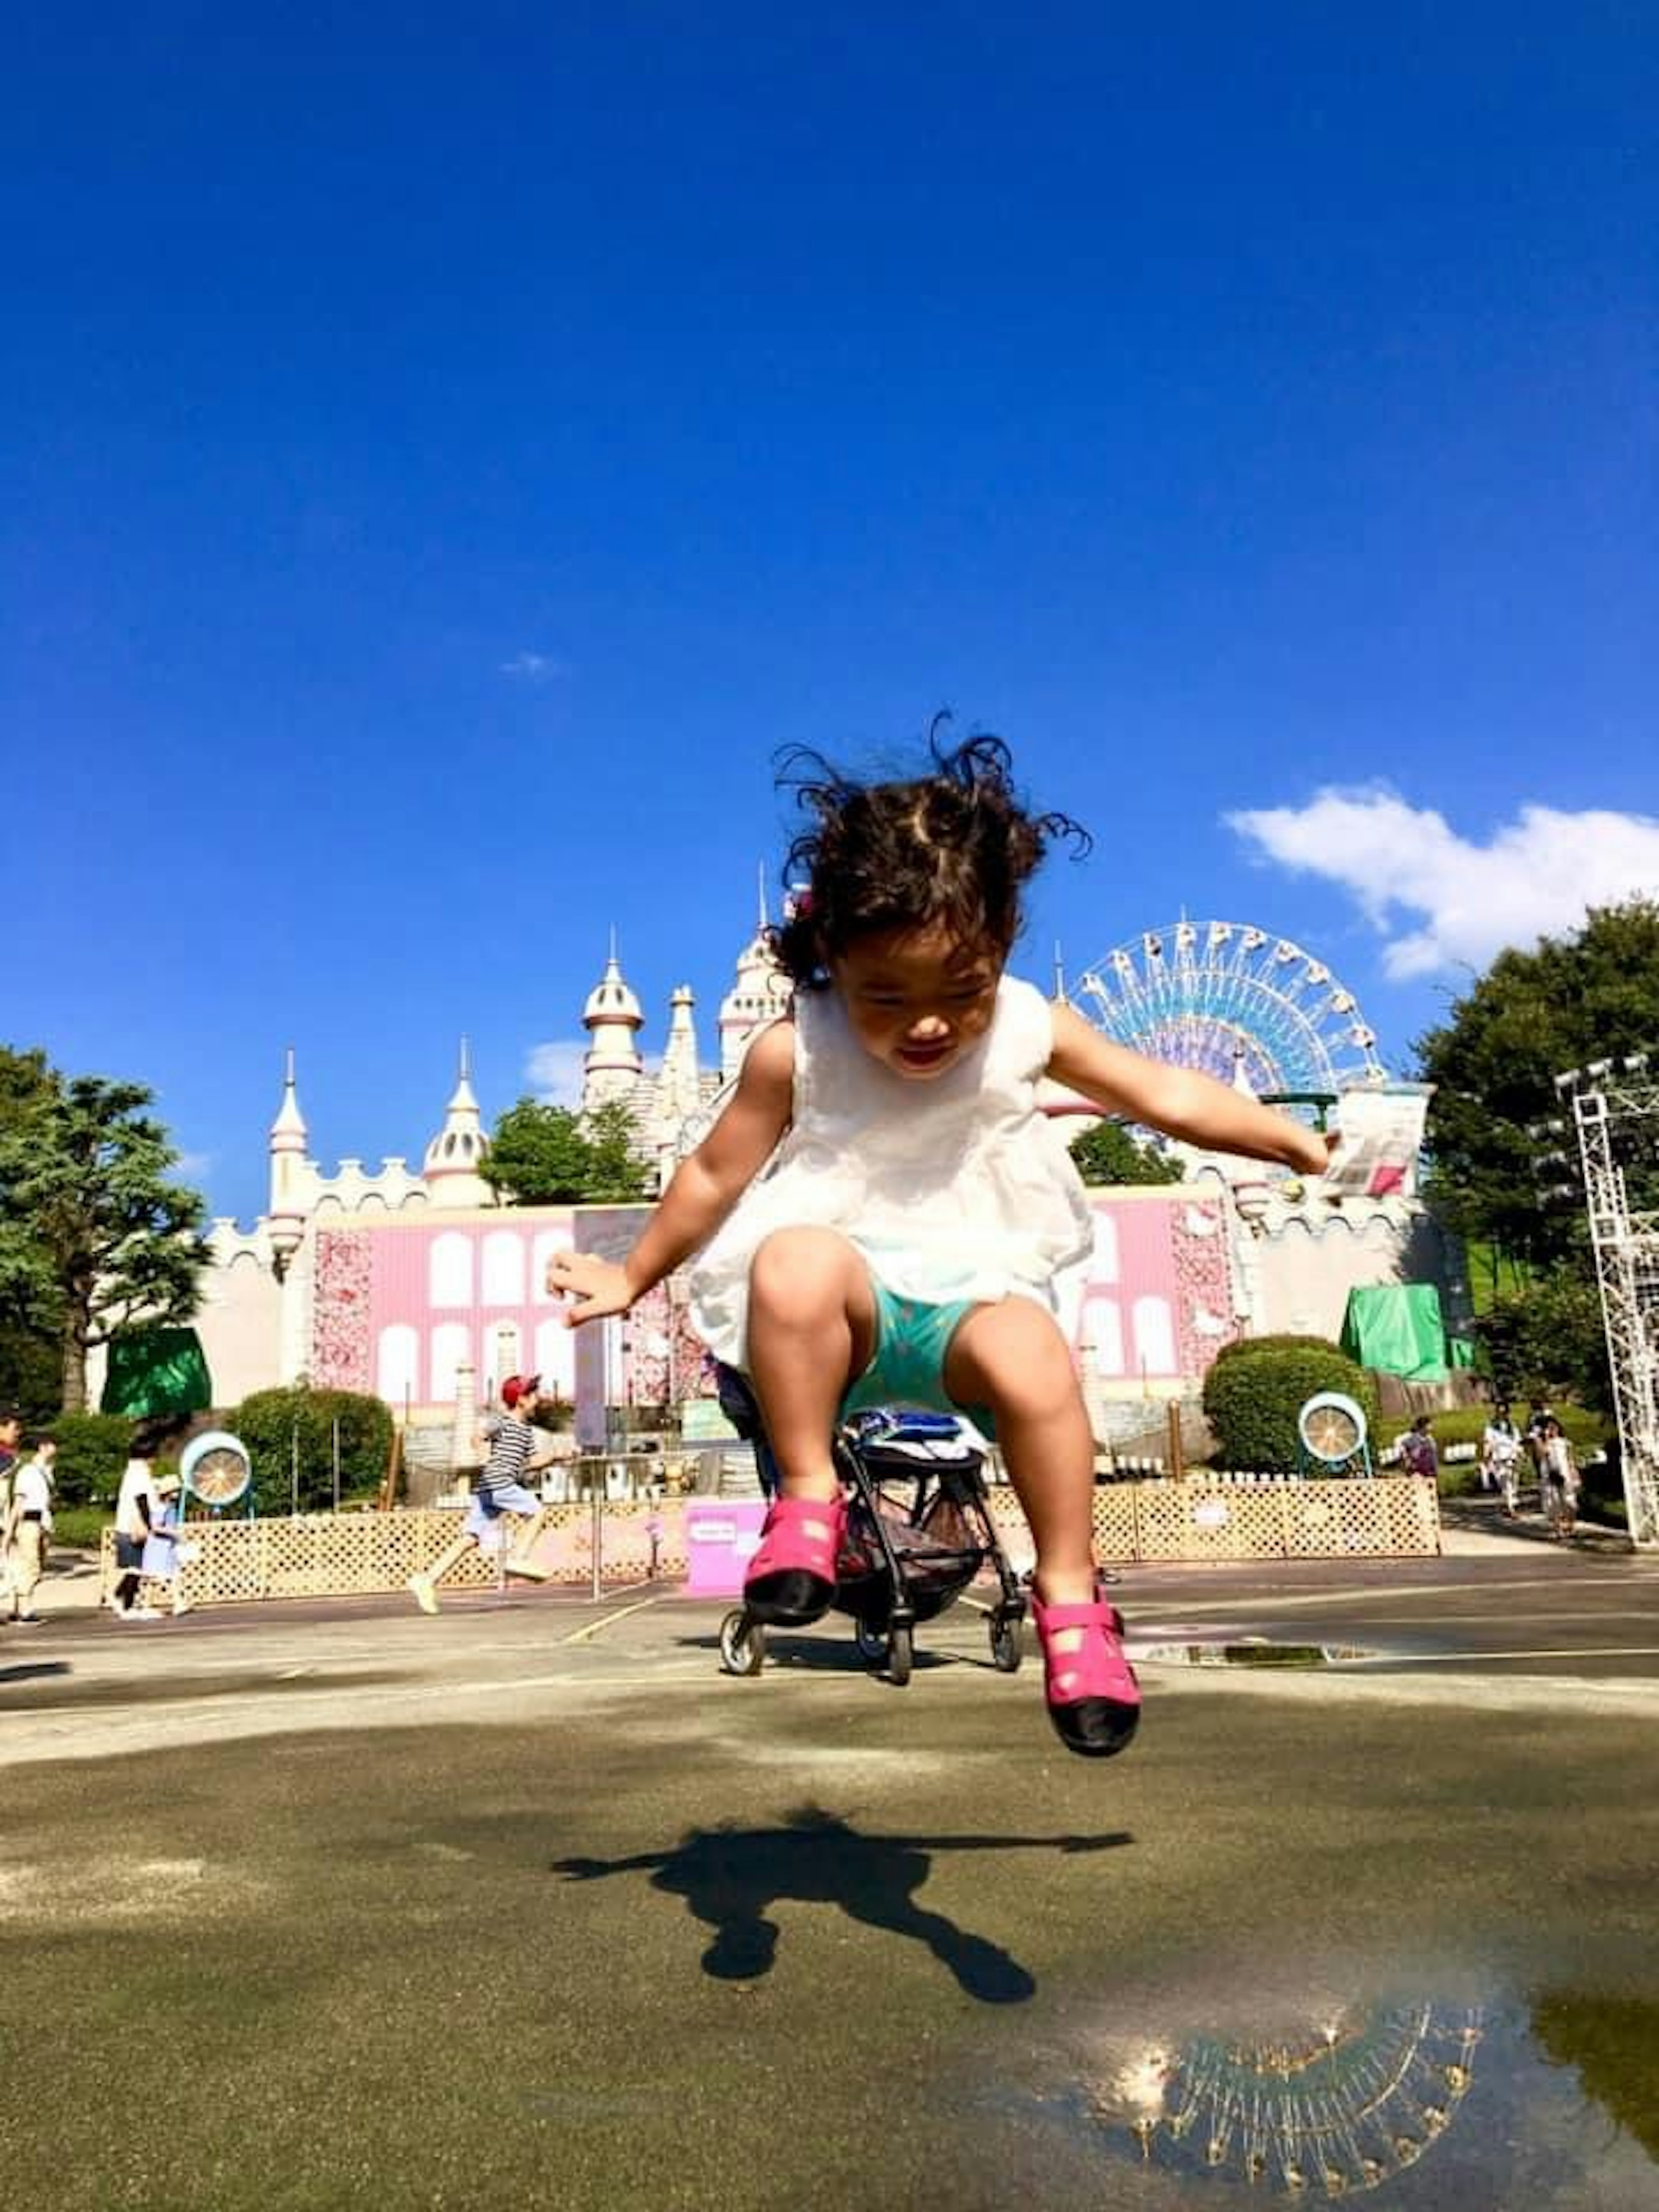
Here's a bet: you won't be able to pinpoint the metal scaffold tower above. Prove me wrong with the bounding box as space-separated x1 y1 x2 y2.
1557 1056 1659 1547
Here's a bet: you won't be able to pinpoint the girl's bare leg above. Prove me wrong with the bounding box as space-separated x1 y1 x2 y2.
745 1228 877 1500
944 1297 1097 1606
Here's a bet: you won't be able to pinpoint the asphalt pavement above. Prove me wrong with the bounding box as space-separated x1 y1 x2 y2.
4 1509 1658 2211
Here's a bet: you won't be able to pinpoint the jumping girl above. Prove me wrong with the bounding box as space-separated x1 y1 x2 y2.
549 733 1332 1757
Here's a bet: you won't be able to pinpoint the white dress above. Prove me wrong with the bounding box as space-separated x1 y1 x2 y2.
689 975 1093 1368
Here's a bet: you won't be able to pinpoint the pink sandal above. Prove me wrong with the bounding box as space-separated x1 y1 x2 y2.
744 1493 847 1625
1032 1592 1141 1758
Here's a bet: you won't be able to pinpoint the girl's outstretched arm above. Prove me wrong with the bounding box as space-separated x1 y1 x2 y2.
547 1018 797 1324
1047 1002 1332 1175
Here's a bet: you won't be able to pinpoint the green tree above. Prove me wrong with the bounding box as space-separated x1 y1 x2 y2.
1412 898 1659 1269
1470 1273 1611 1411
0 1049 60 1410
581 1098 654 1202
482 1096 652 1205
1068 1118 1184 1187
0 1061 208 1413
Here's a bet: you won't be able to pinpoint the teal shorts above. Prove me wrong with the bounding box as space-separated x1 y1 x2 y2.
839 1282 998 1439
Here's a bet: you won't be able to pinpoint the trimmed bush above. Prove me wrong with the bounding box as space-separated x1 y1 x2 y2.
231 1386 395 1515
44 1411 137 1506
1201 1339 1379 1474
1206 1333 1343 1373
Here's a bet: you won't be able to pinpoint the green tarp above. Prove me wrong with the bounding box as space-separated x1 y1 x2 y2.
101 1328 213 1420
1340 1284 1452 1383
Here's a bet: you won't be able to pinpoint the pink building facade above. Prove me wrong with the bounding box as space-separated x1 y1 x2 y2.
308 1188 1239 1422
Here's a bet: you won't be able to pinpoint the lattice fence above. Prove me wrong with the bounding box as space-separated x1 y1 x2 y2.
101 1502 690 1611
981 1476 1438 1566
100 1476 1436 1611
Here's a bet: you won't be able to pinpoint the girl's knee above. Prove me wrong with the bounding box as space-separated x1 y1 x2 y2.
949 1299 1077 1416
749 1227 862 1321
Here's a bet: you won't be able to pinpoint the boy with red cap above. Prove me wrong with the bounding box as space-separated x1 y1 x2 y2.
407 1374 553 1613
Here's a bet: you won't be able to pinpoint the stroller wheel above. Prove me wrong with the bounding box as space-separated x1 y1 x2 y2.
885 1622 913 1687
989 1608 1024 1674
718 1609 766 1677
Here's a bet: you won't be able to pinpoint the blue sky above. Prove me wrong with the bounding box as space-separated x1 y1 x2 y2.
5 6 1656 1228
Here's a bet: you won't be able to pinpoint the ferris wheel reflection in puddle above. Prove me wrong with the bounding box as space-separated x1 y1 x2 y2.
1090 1998 1482 2197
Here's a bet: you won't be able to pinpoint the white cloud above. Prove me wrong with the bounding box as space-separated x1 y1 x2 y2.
174 1150 215 1180
1226 786 1659 980
499 651 563 681
523 1039 587 1105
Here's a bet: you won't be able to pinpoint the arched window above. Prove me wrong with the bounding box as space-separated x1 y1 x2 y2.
1077 1295 1124 1378
488 1323 521 1402
481 1230 525 1306
376 1325 420 1406
534 1319 576 1401
533 1228 573 1305
1132 1296 1177 1379
429 1322 472 1402
429 1231 473 1308
1087 1208 1120 1281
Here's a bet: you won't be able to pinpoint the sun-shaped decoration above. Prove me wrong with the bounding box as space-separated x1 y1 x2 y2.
180 1429 255 1517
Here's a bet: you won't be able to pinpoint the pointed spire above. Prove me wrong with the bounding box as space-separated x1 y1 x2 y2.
270 1046 307 1144
447 1034 479 1113
757 863 770 933
582 936 645 1108
1051 943 1070 1005
423 1040 491 1205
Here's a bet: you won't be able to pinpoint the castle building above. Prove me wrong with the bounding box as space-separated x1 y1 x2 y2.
97 909 1460 1437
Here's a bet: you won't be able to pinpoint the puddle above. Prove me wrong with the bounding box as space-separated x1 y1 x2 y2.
976 1983 1659 2207
1136 1639 1375 1669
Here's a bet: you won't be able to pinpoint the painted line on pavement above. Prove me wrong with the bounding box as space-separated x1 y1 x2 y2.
1141 1575 1652 1616
1345 1644 1659 1667
561 1597 661 1645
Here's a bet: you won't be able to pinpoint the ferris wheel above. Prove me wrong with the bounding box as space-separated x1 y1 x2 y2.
1074 920 1384 1101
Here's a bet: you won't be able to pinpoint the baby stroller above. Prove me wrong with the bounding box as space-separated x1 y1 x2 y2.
713 1374 1029 1687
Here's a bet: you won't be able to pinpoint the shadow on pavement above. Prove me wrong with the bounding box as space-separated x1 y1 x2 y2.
554 1803 1131 2003
674 1630 950 1672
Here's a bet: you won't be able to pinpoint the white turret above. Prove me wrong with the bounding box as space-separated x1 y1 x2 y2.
657 985 703 1124
267 1047 308 1279
421 1038 493 1208
718 871 792 1081
582 934 646 1107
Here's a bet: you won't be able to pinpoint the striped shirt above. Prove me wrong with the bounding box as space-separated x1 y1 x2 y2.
479 1414 537 1496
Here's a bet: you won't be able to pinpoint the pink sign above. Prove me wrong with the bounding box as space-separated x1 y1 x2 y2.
683 1501 768 1598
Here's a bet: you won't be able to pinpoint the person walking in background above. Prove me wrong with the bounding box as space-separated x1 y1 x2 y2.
140 1468 196 1618
1398 1413 1439 1482
0 1407 20 1628
1539 1416 1579 1541
406 1374 556 1614
110 1432 164 1621
4 1434 56 1624
1480 1402 1523 1516
1524 1403 1554 1484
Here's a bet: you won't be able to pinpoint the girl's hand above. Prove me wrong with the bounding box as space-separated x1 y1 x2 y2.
546 1251 635 1327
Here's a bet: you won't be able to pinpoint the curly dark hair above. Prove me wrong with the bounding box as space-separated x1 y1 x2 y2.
770 720 1090 989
